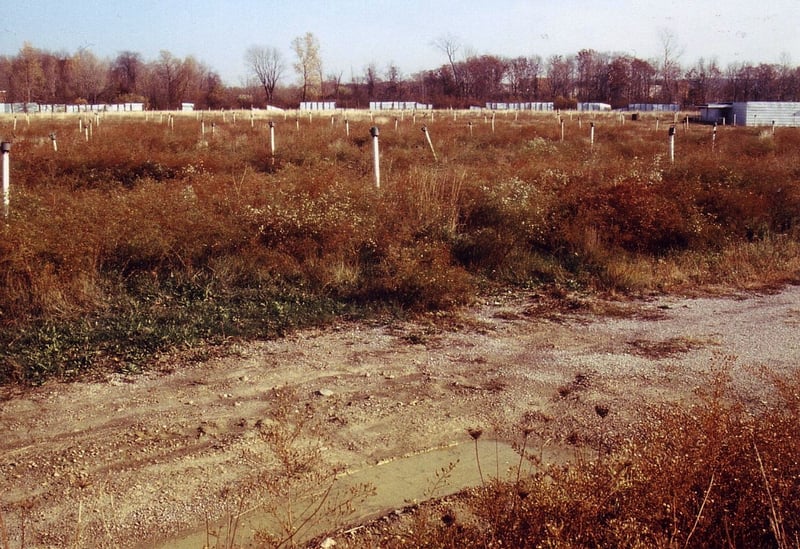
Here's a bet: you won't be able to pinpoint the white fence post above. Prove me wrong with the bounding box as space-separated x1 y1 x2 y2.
669 125 676 163
1 142 10 220
269 121 276 156
370 127 381 189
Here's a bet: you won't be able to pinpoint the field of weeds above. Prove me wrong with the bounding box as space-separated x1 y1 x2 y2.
1 109 799 548
0 109 799 385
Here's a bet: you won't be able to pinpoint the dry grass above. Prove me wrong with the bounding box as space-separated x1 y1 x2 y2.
1 112 799 384
328 360 800 549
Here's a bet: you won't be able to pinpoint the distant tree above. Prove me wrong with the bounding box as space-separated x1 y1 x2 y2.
71 48 108 104
291 32 322 101
244 45 284 104
11 42 45 105
546 54 575 100
109 51 144 99
507 56 541 100
326 70 344 102
382 62 403 99
364 62 379 99
462 55 507 101
433 34 463 97
658 28 684 103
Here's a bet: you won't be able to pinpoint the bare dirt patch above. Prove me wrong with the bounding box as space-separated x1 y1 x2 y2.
1 286 798 548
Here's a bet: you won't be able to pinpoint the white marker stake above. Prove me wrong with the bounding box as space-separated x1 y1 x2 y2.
50 132 58 152
669 125 675 163
468 121 473 136
345 119 350 137
1 142 10 220
560 119 565 142
269 121 276 156
491 112 495 133
13 117 17 131
772 120 776 136
370 126 381 189
712 123 717 151
422 125 437 161
590 122 595 149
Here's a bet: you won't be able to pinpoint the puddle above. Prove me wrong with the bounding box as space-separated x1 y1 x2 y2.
157 440 570 548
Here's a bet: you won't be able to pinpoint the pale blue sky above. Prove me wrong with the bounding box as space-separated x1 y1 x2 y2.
2 0 798 86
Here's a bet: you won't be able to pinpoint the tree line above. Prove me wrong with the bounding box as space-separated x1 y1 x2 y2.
2 33 800 111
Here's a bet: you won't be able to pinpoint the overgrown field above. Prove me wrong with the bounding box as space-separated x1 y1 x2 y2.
1 110 799 384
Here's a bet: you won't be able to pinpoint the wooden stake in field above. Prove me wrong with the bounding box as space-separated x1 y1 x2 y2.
560 118 565 142
370 126 381 189
669 125 676 163
50 132 58 152
421 125 438 161
772 120 776 136
590 122 595 149
345 119 350 137
1 141 10 220
468 121 473 136
491 112 496 133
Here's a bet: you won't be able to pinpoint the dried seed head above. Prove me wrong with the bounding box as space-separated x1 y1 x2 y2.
467 428 483 440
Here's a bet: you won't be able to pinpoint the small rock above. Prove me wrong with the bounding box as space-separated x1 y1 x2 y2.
320 537 337 548
316 389 334 397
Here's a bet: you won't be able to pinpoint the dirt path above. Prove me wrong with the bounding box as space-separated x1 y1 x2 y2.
1 287 798 548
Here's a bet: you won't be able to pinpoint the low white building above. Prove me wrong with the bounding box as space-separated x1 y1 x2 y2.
699 102 800 126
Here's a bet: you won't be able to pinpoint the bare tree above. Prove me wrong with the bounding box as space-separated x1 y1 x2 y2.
291 32 322 101
244 45 284 104
658 28 684 103
433 34 463 97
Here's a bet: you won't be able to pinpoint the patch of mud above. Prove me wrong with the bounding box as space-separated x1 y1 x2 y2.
1 286 798 547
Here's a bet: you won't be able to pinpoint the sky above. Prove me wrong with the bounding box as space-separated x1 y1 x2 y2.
2 0 799 86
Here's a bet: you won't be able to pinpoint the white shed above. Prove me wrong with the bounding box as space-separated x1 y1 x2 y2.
730 102 800 127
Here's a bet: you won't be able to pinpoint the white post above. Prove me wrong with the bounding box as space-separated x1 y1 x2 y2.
669 125 675 163
590 122 595 149
772 120 776 136
560 118 565 142
201 120 205 136
13 116 17 131
50 132 58 152
422 125 437 161
269 121 276 156
395 118 398 131
712 123 717 151
1 142 10 220
345 119 350 137
468 121 473 136
370 126 380 189
491 111 496 133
